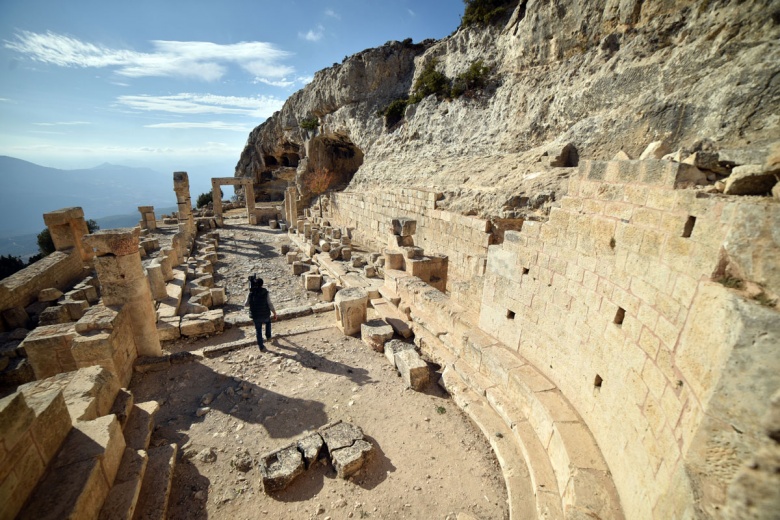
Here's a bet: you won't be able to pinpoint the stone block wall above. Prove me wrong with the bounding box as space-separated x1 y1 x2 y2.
329 188 496 313
0 250 84 330
22 304 138 388
479 159 780 518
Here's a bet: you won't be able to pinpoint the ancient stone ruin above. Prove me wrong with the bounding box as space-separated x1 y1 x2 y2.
2 1 780 518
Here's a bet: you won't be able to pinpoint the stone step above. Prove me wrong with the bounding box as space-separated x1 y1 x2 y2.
445 352 623 519
132 443 178 520
441 364 537 520
124 401 160 451
18 414 125 520
18 365 120 422
98 448 149 520
378 285 401 306
110 388 135 429
371 298 413 338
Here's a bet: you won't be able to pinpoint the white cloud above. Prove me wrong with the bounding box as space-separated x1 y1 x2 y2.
145 121 253 132
256 78 295 88
116 93 284 118
0 98 11 102
325 9 341 19
33 121 91 126
297 75 313 85
4 30 294 83
299 25 325 42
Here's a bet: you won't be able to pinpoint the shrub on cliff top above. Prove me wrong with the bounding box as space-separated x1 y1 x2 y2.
461 0 515 27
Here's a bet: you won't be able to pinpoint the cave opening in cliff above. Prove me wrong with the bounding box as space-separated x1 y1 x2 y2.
307 133 365 192
282 153 300 167
264 155 278 167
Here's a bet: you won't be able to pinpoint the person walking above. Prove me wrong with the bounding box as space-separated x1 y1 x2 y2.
244 275 277 350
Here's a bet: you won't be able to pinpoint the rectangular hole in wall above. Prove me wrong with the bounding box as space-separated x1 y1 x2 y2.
682 216 696 238
522 267 530 275
506 310 516 320
614 307 625 326
594 374 603 395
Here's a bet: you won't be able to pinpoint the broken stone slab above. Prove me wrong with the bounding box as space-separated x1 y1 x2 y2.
390 218 417 237
38 288 64 302
304 273 323 291
331 439 373 479
286 251 299 264
388 234 415 248
320 421 364 452
321 281 338 302
297 432 324 468
292 261 310 276
394 348 431 391
724 164 778 195
341 247 352 261
364 266 376 278
334 287 369 336
384 339 416 367
384 249 405 270
259 444 305 493
361 319 395 353
613 150 631 161
157 316 181 342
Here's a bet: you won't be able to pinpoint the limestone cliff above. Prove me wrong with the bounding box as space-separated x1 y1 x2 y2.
235 0 779 215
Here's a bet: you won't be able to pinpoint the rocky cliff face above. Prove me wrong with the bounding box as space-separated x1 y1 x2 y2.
235 0 779 215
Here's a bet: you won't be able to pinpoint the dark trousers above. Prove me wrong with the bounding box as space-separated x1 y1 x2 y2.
253 317 272 349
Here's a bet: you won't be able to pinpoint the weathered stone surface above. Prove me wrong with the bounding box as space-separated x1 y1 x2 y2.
361 319 394 352
304 273 323 291
320 421 364 452
390 218 417 237
724 164 778 195
334 287 368 336
394 348 430 390
38 288 63 302
331 439 374 479
321 281 338 302
258 444 305 493
297 432 324 467
384 339 415 367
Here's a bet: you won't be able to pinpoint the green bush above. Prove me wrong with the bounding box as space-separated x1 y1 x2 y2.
451 59 493 98
300 117 320 131
461 0 515 27
380 98 410 128
409 59 451 103
196 190 214 209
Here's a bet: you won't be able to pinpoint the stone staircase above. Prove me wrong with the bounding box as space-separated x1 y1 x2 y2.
400 276 625 520
2 366 177 520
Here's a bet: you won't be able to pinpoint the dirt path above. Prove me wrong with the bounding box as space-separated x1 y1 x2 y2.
131 212 509 520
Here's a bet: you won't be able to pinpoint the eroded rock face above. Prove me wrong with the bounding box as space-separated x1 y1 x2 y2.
236 1 779 218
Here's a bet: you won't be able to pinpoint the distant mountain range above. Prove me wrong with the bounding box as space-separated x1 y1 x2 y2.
0 156 179 239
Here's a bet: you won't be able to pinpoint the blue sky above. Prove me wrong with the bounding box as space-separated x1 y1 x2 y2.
0 0 464 177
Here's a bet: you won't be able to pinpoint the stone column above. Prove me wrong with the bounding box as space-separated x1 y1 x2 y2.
43 207 94 262
173 171 195 236
84 228 162 357
286 186 299 229
211 179 224 227
334 287 369 336
138 206 157 230
245 180 256 225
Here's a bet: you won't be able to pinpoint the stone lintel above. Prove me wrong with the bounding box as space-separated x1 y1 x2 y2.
43 207 85 226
